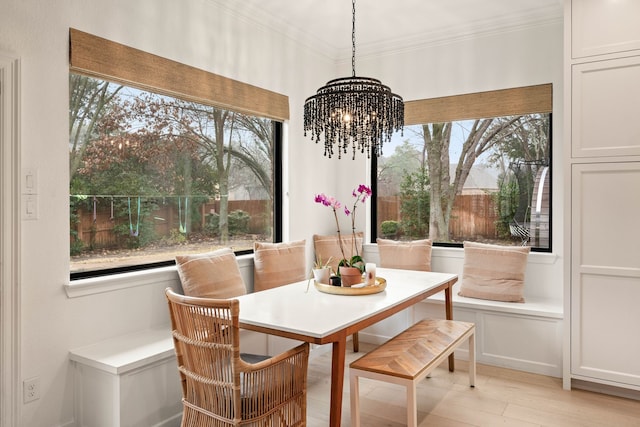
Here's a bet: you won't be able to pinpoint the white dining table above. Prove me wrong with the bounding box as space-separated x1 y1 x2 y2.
236 267 458 427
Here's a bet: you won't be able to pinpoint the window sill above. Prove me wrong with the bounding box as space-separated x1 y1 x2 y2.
363 243 558 265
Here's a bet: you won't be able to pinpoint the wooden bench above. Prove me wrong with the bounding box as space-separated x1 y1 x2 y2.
349 319 476 427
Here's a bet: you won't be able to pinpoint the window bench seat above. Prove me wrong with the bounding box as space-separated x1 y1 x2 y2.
415 282 563 377
69 328 182 427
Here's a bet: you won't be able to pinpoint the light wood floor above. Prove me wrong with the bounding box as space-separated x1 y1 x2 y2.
306 342 640 427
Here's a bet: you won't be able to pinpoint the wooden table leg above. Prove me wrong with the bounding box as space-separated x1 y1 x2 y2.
329 336 347 427
445 284 455 372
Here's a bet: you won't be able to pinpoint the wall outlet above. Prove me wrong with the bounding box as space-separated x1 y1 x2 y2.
23 377 40 403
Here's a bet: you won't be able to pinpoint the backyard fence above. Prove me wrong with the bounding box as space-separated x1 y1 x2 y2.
377 193 499 241
73 198 271 249
73 193 501 250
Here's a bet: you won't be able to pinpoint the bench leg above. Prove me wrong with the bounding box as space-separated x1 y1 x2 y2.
350 370 361 427
407 382 418 427
469 332 476 387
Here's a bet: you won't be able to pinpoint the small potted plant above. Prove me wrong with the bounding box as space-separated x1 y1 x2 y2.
312 255 332 284
314 184 371 286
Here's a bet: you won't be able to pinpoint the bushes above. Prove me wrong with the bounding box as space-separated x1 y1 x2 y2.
206 210 251 237
380 220 399 238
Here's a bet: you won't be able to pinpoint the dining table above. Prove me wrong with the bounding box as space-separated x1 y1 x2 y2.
236 267 458 427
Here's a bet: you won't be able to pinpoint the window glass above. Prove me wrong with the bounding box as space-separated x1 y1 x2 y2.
375 113 551 250
70 74 279 276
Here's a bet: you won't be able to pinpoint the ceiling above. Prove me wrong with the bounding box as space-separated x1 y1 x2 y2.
209 0 563 61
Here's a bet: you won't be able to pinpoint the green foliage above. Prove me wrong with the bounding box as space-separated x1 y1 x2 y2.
380 220 399 238
163 229 187 245
399 168 430 239
70 230 84 256
338 255 365 274
206 209 250 236
494 174 520 238
111 198 158 249
69 195 91 254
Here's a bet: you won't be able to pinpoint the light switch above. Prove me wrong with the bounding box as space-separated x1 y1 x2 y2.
23 195 38 220
23 169 38 194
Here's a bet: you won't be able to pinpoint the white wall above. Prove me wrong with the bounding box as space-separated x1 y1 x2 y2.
0 0 563 425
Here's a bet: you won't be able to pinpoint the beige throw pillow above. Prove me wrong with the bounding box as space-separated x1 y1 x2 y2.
253 240 307 292
377 238 432 271
313 233 364 274
175 248 247 299
459 241 530 302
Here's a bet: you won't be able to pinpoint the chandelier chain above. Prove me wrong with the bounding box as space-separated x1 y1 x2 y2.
352 0 356 77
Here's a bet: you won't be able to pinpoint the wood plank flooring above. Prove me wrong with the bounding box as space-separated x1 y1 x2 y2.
306 342 640 426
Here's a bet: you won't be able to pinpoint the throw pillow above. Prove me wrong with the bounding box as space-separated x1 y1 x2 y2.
253 240 307 292
459 241 530 302
175 247 247 298
313 232 364 274
377 238 432 271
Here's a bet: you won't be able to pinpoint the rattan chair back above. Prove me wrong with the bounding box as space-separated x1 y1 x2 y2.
166 288 309 426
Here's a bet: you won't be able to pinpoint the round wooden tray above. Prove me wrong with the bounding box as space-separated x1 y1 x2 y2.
314 277 387 296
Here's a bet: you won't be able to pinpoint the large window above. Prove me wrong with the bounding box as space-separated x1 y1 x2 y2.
374 84 552 251
68 29 287 277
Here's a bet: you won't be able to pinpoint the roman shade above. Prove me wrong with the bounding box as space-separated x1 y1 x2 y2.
69 28 289 121
405 83 552 125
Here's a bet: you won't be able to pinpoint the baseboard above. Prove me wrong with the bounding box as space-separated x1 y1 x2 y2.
572 379 640 401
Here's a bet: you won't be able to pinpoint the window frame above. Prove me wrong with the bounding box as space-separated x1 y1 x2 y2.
68 29 286 279
371 84 553 252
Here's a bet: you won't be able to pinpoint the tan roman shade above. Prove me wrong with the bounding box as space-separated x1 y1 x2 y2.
405 84 552 125
69 28 289 121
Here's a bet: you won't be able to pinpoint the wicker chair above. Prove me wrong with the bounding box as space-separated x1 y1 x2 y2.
165 288 310 426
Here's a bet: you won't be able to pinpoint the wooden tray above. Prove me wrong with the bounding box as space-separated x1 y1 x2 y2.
314 277 387 296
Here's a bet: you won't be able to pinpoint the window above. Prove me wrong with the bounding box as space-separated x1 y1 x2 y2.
68 29 288 277
374 84 552 251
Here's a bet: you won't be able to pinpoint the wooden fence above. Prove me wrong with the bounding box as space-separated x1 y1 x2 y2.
74 193 500 250
73 198 272 249
377 193 499 241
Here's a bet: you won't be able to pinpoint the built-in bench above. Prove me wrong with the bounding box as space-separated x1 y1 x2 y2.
69 328 183 427
416 281 563 377
349 319 476 427
68 324 271 427
359 245 564 377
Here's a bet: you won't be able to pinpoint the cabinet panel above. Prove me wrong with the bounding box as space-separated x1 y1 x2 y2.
572 0 640 58
571 163 640 387
572 57 640 158
572 163 640 270
571 273 640 386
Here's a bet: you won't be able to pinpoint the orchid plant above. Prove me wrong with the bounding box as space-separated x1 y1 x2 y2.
314 184 372 273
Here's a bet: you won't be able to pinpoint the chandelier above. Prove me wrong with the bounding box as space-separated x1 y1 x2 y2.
303 0 404 160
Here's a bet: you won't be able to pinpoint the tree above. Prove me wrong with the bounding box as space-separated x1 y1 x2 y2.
377 139 423 196
399 167 430 238
423 116 522 241
487 114 551 223
128 96 275 243
129 96 238 243
69 74 122 182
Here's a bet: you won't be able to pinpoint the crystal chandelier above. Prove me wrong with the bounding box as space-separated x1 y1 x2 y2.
303 0 404 159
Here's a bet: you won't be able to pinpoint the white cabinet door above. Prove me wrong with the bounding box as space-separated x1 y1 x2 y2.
572 0 640 59
572 56 640 158
571 163 640 387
